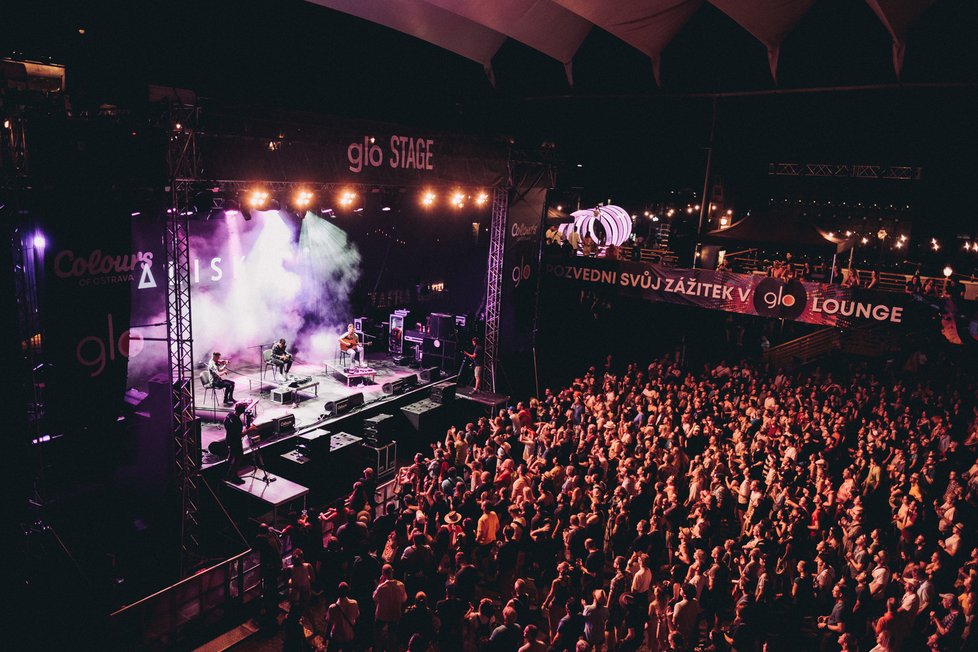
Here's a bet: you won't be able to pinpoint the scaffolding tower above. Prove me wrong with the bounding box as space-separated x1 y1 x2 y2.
166 105 202 576
482 186 508 393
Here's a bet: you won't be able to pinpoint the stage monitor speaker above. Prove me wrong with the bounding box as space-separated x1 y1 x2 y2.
418 367 441 382
400 399 444 435
383 377 412 395
208 440 229 458
274 413 296 434
324 392 364 417
427 313 455 340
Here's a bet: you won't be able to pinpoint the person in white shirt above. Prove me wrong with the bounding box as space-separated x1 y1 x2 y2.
207 351 236 404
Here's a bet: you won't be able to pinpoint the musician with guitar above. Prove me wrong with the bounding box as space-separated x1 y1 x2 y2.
208 351 236 405
271 338 294 377
338 323 367 368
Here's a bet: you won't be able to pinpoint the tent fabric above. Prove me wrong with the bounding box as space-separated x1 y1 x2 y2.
554 0 703 86
708 0 816 82
865 0 937 79
704 207 845 253
422 1 592 82
307 0 939 84
307 0 508 80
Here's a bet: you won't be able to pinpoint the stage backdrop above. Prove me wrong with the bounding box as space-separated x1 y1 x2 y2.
543 256 931 329
125 210 364 386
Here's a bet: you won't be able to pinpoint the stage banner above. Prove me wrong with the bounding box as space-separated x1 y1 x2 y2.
197 120 508 188
499 187 547 355
40 207 156 433
542 255 925 329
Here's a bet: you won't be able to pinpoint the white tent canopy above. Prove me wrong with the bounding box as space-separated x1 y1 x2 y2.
308 0 938 85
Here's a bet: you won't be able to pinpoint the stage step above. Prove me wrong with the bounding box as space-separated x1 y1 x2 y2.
192 619 260 652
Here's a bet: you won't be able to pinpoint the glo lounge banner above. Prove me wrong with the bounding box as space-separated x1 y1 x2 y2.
543 255 925 329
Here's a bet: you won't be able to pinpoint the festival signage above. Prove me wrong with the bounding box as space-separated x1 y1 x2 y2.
197 119 508 188
543 255 922 328
500 187 547 354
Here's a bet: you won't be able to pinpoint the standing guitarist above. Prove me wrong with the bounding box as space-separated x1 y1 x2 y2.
339 323 366 368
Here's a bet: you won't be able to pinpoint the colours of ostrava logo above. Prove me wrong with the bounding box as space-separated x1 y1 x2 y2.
752 278 807 320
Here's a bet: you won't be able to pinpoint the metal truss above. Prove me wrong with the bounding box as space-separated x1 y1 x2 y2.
768 162 922 180
483 187 508 393
167 107 202 576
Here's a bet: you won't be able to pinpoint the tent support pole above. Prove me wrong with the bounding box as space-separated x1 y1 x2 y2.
696 95 718 267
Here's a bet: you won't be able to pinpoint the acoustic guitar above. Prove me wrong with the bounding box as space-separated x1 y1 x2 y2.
339 336 371 351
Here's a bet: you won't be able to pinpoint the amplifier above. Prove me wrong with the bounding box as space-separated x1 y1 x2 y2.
297 429 332 457
363 413 396 446
430 381 456 404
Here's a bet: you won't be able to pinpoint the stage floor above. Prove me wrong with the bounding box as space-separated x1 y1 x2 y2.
197 355 428 468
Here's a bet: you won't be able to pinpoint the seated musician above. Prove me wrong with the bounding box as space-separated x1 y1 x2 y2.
208 351 236 405
271 338 294 376
339 324 365 368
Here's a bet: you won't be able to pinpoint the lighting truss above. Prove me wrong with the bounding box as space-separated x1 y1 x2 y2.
483 187 508 393
768 162 922 180
168 108 202 577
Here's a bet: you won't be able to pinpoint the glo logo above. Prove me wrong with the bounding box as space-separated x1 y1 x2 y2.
753 278 807 319
512 256 531 288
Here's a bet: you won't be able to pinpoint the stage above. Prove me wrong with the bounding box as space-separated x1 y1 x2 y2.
196 353 439 468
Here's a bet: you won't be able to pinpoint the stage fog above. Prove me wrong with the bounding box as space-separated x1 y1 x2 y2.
129 211 362 383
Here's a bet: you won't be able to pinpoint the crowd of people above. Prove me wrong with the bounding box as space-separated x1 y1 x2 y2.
269 351 977 652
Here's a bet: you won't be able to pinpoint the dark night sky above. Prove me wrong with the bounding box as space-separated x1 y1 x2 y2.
4 0 978 239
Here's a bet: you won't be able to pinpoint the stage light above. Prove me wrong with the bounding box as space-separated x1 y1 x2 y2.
845 231 853 237
686 207 693 214
667 209 675 217
339 189 358 208
382 206 392 212
719 217 729 227
3 120 10 129
475 192 489 207
421 190 436 207
652 216 660 222
944 266 953 278
32 233 46 249
247 189 270 210
556 204 563 211
894 241 903 249
861 237 869 244
451 191 466 208
294 189 314 210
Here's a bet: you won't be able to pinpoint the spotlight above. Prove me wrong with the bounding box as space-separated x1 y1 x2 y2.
475 192 489 207
943 266 953 278
32 233 46 249
339 189 358 208
294 189 314 211
451 191 465 208
247 189 270 210
382 206 392 212
860 237 869 244
421 190 436 207
556 204 563 211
